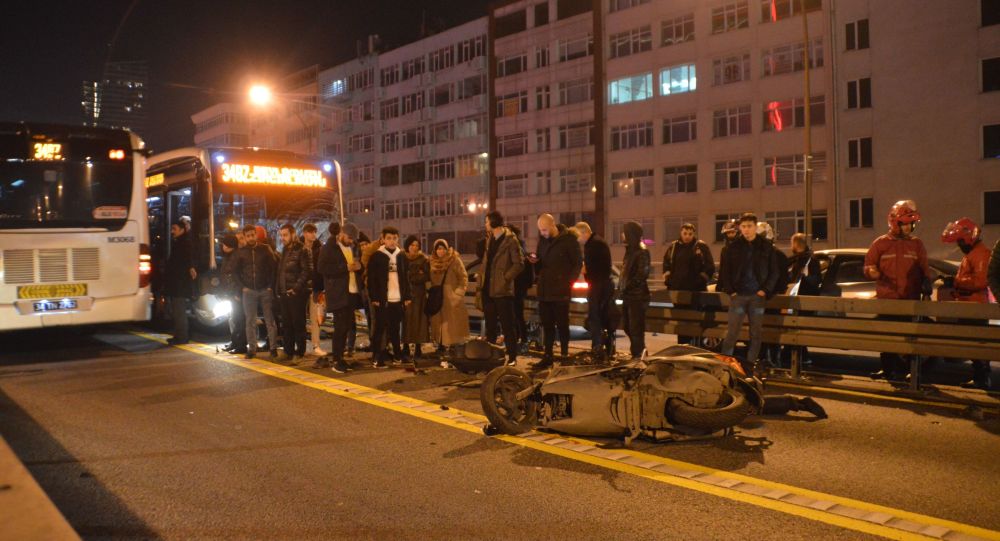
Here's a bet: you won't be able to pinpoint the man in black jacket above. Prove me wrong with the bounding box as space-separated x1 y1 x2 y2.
221 233 247 354
619 221 651 359
718 213 780 373
166 219 197 345
576 222 616 358
317 222 362 373
303 223 326 357
532 215 582 368
276 223 312 362
234 224 279 359
366 226 411 368
662 223 715 346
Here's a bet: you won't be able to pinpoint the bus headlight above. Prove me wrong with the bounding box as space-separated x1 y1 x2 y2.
212 300 233 318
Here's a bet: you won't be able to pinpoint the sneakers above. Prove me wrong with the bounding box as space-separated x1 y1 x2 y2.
311 347 328 357
373 359 388 369
531 356 554 370
331 360 352 373
245 350 256 359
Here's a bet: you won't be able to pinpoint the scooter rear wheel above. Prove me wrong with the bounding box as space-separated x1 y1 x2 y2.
480 366 536 435
667 390 751 432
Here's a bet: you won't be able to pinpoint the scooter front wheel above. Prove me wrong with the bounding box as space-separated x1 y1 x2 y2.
480 366 537 435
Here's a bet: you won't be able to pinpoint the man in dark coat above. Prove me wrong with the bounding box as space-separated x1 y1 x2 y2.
532 214 582 368
619 221 651 359
366 226 411 368
662 223 715 346
221 233 247 354
718 213 780 373
276 223 313 362
234 224 279 359
316 222 362 373
302 223 326 356
481 211 525 366
166 219 196 345
576 222 616 358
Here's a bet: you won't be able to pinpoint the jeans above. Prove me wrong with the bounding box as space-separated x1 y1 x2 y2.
539 300 570 357
308 294 325 350
621 299 648 358
243 288 278 354
372 301 404 362
278 291 308 357
586 281 615 352
483 295 518 362
170 296 189 342
721 294 766 372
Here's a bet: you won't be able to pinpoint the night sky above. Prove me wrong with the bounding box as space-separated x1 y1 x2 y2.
0 0 490 151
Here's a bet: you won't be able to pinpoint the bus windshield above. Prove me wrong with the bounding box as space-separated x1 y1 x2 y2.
0 132 133 230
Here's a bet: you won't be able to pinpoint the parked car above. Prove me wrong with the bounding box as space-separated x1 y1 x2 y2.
812 249 959 300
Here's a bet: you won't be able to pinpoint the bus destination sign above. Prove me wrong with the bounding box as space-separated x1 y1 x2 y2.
219 163 327 188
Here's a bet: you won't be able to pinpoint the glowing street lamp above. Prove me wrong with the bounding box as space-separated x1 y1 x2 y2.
248 85 273 107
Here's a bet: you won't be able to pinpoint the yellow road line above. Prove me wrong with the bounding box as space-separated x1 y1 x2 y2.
132 330 1000 541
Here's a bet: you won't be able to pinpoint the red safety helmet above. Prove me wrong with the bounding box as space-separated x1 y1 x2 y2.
941 217 981 245
887 200 920 235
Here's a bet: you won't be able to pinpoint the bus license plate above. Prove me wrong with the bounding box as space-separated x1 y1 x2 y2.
33 299 78 312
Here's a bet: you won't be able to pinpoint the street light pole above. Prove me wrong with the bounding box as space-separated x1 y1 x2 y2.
802 0 813 239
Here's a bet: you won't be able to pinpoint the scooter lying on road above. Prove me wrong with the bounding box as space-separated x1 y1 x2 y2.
480 345 768 444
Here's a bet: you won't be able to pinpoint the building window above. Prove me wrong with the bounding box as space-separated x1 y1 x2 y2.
610 122 654 151
535 3 550 25
433 84 451 107
536 171 552 194
762 96 825 131
664 216 700 243
760 0 821 23
380 165 400 187
499 174 529 198
610 0 651 12
381 65 400 87
496 90 528 118
428 158 455 181
985 0 1000 26
536 128 551 152
846 19 870 50
382 132 399 153
713 105 752 138
557 0 591 20
714 159 753 190
401 162 426 184
761 39 823 77
380 98 400 120
608 73 653 104
456 153 488 177
713 53 751 85
559 166 594 192
498 133 528 157
715 213 743 242
456 74 485 100
401 91 425 116
348 68 374 91
983 58 1000 92
848 137 873 167
558 122 595 149
536 85 552 110
611 169 654 197
429 45 455 72
347 197 374 215
985 124 1000 158
496 10 528 38
348 164 374 184
662 113 697 144
349 133 373 153
611 219 655 245
764 210 828 240
663 165 698 194
559 77 592 105
985 191 1000 224
848 197 874 229
456 36 487 63
455 114 486 138
659 63 697 95
497 53 528 77
401 57 425 81
847 78 872 109
535 46 550 68
559 35 593 62
661 14 695 46
712 1 749 34
351 101 374 121
400 127 425 149
609 25 653 59
763 152 827 186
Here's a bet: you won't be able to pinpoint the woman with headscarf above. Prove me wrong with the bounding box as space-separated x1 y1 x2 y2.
429 239 470 351
402 235 430 360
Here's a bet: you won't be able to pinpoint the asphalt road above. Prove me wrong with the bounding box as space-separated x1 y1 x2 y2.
0 326 998 540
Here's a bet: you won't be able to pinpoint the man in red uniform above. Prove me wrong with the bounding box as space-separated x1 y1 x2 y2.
864 200 932 381
941 218 993 389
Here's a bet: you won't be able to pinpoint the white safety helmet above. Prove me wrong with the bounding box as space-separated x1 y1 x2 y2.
756 222 775 241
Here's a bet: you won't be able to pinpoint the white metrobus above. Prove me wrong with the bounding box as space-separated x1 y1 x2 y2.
145 147 341 330
0 122 151 330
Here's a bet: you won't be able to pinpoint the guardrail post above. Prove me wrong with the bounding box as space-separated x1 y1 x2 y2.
790 346 802 379
909 355 921 392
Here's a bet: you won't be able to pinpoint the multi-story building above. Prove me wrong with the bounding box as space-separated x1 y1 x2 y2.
489 0 603 250
82 60 148 135
191 103 249 148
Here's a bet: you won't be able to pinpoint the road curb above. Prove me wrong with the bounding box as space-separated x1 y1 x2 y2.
0 434 79 541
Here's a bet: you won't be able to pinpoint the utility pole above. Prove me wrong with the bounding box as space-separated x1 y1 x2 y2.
802 0 813 239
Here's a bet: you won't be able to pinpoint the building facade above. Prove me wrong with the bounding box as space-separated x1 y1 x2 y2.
82 60 148 136
191 103 249 148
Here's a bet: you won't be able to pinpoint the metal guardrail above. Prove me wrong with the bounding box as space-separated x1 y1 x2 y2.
462 286 1000 399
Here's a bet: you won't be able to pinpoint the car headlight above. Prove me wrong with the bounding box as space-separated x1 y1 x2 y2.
212 300 232 318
